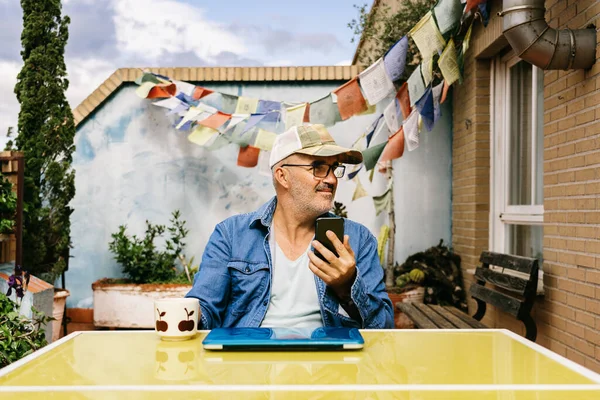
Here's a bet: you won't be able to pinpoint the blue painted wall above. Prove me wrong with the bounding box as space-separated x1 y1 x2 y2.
68 81 452 308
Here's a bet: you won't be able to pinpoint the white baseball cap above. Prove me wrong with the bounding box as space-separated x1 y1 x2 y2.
269 124 363 168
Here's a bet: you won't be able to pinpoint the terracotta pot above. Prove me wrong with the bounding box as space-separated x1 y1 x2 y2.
53 288 70 342
387 287 425 329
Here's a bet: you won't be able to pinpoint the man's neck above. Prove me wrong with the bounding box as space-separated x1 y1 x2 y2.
271 202 316 243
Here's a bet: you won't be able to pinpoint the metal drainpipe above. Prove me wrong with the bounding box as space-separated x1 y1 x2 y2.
499 0 596 70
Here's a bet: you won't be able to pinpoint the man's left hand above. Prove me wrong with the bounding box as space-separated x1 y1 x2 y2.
309 231 356 299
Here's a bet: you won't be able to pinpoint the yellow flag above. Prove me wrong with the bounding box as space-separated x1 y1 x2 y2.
188 126 218 146
352 177 368 201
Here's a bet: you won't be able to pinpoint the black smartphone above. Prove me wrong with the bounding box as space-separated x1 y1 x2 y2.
314 217 344 262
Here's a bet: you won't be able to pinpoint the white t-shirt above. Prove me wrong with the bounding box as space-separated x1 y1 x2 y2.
260 230 323 329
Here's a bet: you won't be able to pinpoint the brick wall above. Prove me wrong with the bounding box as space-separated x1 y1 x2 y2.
453 0 600 373
540 0 600 374
451 7 495 327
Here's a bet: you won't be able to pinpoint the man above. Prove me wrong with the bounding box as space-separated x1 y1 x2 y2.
186 124 394 329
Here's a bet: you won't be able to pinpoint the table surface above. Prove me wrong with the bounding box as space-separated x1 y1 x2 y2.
1 329 599 399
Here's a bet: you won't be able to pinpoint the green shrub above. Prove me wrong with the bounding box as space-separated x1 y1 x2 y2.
0 174 17 234
108 210 191 284
0 293 52 368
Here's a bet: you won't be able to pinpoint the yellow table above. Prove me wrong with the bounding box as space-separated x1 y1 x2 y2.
1 329 599 399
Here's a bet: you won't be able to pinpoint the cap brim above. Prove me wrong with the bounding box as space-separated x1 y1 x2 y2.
295 144 363 164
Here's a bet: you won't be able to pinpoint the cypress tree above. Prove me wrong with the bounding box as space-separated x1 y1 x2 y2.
14 0 75 284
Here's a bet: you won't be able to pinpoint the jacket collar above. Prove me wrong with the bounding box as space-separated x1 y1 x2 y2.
249 196 278 229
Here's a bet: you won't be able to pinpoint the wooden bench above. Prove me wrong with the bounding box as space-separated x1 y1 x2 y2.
396 251 539 341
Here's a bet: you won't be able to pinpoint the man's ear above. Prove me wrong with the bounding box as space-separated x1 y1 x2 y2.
273 166 290 189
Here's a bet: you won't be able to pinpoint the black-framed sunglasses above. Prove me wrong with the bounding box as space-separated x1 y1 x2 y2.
280 162 346 178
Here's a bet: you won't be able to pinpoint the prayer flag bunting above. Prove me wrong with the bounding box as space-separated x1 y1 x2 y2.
432 82 444 124
135 81 177 99
434 0 464 35
332 77 368 120
366 115 384 147
373 185 393 216
439 38 460 85
409 11 446 60
285 103 308 129
135 73 161 85
254 129 277 151
237 146 260 168
192 86 214 100
441 80 451 104
379 127 405 167
407 66 426 107
362 142 387 171
359 58 395 105
347 166 362 180
241 114 267 133
188 126 219 146
404 110 420 151
415 87 435 132
465 0 486 14
199 112 231 130
352 177 369 201
235 97 259 114
256 100 282 123
384 36 408 82
384 99 400 133
174 80 196 97
396 82 412 119
202 92 239 114
309 94 340 126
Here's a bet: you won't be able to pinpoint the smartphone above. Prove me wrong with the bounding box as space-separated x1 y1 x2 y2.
314 217 344 262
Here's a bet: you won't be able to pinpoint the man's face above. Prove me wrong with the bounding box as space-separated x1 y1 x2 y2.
280 154 340 217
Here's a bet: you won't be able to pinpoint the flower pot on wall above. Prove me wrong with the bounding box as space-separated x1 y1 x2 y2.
92 279 192 328
53 288 70 342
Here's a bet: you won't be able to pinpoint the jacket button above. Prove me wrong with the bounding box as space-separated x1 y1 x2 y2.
245 267 251 272
263 300 268 306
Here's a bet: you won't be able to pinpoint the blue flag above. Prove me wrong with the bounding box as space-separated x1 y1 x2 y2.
415 87 435 132
384 36 408 82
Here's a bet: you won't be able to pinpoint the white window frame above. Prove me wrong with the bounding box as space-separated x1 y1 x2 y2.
490 54 544 253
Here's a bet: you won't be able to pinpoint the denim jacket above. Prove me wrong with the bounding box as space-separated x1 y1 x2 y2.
186 197 394 329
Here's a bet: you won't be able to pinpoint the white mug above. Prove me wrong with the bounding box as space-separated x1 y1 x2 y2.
154 297 199 341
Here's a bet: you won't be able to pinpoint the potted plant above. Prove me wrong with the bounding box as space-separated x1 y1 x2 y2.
393 240 468 310
92 210 198 328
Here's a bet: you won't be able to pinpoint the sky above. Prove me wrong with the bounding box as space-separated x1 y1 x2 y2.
0 0 366 139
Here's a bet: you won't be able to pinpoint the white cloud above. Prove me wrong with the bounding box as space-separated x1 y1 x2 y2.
112 0 246 63
66 57 116 110
0 60 21 140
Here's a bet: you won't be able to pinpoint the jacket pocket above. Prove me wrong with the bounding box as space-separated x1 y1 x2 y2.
227 261 269 316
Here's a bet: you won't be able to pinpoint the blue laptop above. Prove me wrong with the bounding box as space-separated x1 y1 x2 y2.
202 327 364 351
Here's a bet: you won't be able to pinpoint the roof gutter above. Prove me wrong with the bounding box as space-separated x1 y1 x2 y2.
499 0 596 70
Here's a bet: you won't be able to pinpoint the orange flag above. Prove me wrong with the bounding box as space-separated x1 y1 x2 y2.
199 112 231 129
303 102 311 123
465 0 486 13
333 77 368 120
396 82 411 119
440 80 450 104
147 83 177 99
378 127 405 173
237 145 260 168
192 86 214 100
